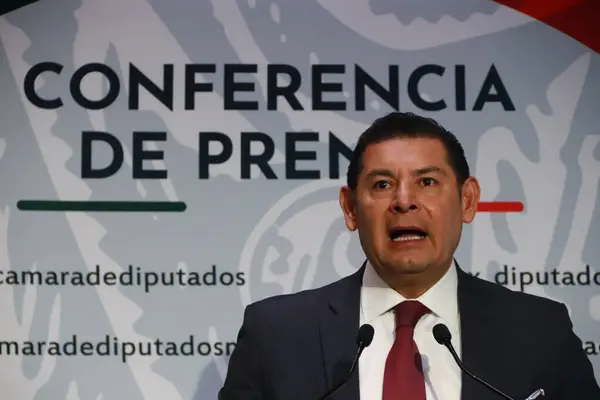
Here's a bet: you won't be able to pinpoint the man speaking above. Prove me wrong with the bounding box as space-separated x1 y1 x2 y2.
219 112 600 399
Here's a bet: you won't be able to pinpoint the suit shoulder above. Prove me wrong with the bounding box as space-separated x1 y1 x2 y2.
245 286 320 315
468 274 567 316
245 274 353 319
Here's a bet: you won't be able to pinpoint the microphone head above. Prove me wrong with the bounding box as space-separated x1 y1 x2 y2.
357 324 374 347
432 323 452 345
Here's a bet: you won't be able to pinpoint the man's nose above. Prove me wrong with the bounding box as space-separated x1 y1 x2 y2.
389 185 419 213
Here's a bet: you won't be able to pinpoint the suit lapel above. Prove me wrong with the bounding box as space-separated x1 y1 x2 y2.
318 262 365 400
317 260 511 400
457 266 509 400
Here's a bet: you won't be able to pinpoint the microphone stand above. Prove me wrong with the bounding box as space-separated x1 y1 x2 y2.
433 323 546 400
524 389 545 399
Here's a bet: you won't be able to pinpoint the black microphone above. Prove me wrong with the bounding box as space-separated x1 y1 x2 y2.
432 323 516 400
317 324 374 400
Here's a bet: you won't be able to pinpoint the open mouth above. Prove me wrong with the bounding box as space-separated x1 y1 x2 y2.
389 226 427 242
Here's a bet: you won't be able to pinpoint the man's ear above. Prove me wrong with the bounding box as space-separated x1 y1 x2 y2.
339 186 358 231
461 176 480 224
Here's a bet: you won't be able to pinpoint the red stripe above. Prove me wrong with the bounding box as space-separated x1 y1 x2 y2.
478 201 524 212
493 0 599 53
493 0 581 18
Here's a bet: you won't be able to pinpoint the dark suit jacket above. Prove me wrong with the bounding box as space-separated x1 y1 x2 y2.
219 262 600 399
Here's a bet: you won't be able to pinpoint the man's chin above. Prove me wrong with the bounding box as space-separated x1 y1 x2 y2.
393 265 429 275
385 260 431 275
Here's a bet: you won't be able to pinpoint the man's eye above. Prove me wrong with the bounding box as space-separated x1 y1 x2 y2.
374 181 390 189
421 177 436 186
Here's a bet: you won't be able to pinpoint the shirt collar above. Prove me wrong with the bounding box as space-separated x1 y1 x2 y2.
360 259 459 332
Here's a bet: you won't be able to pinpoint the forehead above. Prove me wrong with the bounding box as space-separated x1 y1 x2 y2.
360 137 450 172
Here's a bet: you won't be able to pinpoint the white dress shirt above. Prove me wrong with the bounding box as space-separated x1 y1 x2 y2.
358 260 462 400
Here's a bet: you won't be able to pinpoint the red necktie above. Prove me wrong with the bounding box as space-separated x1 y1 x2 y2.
382 301 429 400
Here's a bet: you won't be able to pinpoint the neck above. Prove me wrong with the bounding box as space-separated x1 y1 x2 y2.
378 261 453 299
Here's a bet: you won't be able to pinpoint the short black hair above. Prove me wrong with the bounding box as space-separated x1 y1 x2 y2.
346 112 470 190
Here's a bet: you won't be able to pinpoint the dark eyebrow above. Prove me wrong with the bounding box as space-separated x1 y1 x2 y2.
364 169 395 180
414 166 446 176
364 166 446 180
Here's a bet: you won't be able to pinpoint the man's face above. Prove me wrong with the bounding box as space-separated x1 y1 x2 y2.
339 137 480 281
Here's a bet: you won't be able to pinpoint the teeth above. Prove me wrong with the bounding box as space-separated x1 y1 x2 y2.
392 235 424 242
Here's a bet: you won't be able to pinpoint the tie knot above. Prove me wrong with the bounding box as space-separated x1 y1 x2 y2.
394 301 429 328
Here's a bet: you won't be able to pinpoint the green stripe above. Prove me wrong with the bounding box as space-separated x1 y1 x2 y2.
17 200 187 212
